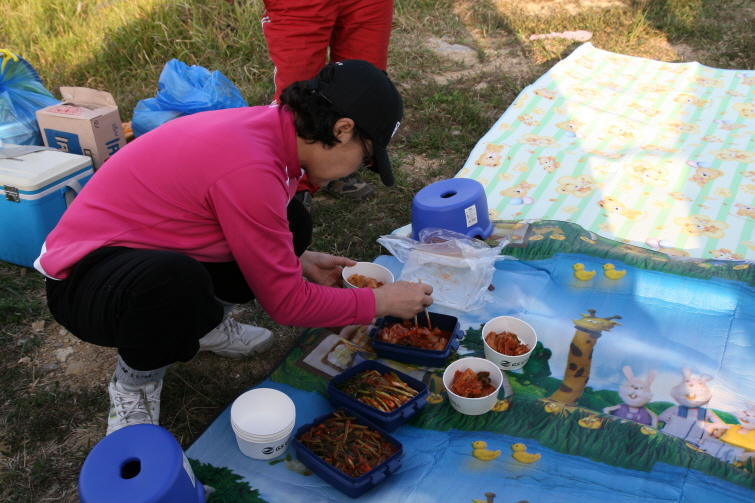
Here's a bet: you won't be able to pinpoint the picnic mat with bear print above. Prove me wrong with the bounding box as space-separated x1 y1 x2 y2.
185 225 755 503
457 42 755 262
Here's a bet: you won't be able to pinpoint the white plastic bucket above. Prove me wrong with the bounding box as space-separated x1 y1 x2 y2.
230 388 296 460
482 316 537 371
342 262 394 288
442 357 503 416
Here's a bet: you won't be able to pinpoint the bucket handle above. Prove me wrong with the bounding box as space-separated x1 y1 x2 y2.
63 180 83 207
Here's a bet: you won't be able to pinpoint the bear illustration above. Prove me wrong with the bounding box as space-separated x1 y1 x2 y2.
533 88 557 100
518 133 560 148
597 196 645 220
475 144 505 167
555 119 585 133
538 156 561 173
735 203 755 219
674 215 729 239
628 103 661 117
604 122 640 142
733 102 755 119
624 161 670 187
500 181 536 198
556 175 603 198
672 93 709 108
688 75 724 88
517 114 540 126
689 166 724 187
661 119 700 135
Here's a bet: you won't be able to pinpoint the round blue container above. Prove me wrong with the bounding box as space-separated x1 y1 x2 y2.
411 178 493 240
79 424 205 503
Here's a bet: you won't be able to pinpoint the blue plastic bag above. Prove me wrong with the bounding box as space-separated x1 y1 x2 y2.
0 50 60 146
132 59 248 137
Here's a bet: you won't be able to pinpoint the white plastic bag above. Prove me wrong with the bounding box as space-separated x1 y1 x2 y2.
377 228 509 311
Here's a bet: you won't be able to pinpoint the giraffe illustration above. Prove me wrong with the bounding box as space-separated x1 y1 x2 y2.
549 309 622 403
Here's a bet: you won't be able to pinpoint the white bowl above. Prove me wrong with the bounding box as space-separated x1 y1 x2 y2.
230 388 296 460
342 262 394 288
482 316 537 371
234 429 293 460
442 357 503 415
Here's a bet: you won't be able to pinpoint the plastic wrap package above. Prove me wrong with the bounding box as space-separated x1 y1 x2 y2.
132 59 248 137
377 228 509 311
0 50 60 146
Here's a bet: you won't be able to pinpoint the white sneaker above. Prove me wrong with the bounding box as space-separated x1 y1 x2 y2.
106 378 162 435
198 318 274 358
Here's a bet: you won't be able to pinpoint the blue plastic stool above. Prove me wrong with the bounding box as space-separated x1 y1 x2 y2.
411 178 493 240
79 424 206 503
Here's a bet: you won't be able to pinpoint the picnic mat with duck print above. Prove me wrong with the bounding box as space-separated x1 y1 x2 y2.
457 42 755 262
185 221 755 503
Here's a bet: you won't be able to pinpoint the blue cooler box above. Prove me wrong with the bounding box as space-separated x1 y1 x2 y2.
0 144 93 268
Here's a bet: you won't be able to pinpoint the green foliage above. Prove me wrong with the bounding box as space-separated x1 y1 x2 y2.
521 341 552 378
189 460 268 503
269 346 328 395
461 324 485 356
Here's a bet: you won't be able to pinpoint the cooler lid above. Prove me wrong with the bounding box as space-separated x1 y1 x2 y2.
0 143 93 192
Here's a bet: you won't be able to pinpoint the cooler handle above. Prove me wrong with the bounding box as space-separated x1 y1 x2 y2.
63 180 83 207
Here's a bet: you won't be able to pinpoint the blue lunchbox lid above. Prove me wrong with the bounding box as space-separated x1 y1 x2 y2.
291 407 405 498
370 312 464 367
327 360 429 432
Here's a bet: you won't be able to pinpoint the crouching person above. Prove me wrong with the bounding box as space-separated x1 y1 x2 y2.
36 60 433 435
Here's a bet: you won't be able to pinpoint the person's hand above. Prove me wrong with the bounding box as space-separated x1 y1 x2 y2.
300 251 356 287
372 281 433 320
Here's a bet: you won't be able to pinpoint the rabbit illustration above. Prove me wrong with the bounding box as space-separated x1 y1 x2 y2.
658 367 726 445
718 400 755 461
603 366 658 427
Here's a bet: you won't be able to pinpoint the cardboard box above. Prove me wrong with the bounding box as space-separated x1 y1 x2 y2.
36 87 126 170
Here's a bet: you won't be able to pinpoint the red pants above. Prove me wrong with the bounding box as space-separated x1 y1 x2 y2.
262 0 394 194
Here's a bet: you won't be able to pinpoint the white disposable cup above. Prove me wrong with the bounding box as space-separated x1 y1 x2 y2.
231 419 294 441
442 357 503 416
482 316 537 371
233 428 293 460
232 420 294 441
230 388 296 460
342 262 394 288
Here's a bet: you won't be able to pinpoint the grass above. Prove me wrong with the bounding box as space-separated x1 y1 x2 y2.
1 0 754 500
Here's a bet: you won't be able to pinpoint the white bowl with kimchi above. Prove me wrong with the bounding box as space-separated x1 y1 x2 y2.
342 262 394 289
482 316 537 372
443 357 503 415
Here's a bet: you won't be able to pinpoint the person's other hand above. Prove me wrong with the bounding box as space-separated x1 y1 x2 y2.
300 251 356 287
373 281 433 320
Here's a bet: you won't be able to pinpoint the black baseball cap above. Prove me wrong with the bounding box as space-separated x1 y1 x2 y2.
306 60 403 187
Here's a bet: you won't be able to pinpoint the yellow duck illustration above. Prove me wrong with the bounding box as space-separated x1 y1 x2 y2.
603 263 626 280
492 399 510 412
573 263 596 281
427 392 444 404
578 415 603 429
472 441 501 461
511 443 541 464
544 402 562 414
472 492 496 503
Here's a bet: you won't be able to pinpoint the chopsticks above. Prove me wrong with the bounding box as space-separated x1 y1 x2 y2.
410 280 420 330
418 278 432 330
